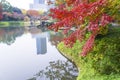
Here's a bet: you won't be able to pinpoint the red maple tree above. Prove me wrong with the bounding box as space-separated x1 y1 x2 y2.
49 0 119 56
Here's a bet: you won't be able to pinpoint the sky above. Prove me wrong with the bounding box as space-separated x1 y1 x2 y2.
6 0 33 10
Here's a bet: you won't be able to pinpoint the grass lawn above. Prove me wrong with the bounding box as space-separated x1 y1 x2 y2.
0 21 25 27
0 21 41 27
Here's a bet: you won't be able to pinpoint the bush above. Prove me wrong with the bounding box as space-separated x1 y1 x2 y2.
58 27 120 80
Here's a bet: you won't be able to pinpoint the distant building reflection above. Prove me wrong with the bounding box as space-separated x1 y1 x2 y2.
31 30 49 55
36 37 47 55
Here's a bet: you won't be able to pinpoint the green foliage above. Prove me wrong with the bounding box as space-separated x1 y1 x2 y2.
99 26 108 35
58 27 120 80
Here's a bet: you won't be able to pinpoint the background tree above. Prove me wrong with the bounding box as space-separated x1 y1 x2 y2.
0 2 2 20
38 10 44 15
21 9 27 15
12 7 22 14
0 0 13 12
27 10 40 17
2 12 11 21
55 0 65 5
26 9 40 21
2 11 24 21
0 0 24 21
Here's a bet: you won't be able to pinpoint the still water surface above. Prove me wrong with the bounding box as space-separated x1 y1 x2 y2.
0 27 78 80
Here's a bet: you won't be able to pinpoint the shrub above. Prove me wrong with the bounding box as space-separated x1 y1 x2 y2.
58 27 120 80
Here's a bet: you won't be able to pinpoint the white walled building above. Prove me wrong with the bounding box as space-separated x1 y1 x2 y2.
29 0 55 11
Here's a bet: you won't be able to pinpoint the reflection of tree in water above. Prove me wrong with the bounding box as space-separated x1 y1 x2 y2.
28 60 78 80
0 27 24 45
49 30 74 47
49 32 65 47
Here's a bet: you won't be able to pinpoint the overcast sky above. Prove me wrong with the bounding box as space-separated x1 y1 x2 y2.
6 0 33 10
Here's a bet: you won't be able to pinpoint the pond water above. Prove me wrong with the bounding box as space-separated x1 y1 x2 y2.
0 27 78 80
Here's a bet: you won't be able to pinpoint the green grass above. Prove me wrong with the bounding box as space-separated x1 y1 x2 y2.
0 21 41 27
0 21 9 27
0 21 29 27
57 27 120 80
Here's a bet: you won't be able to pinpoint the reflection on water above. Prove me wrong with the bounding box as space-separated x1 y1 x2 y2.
36 37 47 55
28 60 78 80
0 27 24 45
0 27 78 80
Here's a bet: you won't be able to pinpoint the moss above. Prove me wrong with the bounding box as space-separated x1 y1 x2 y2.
57 27 120 80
